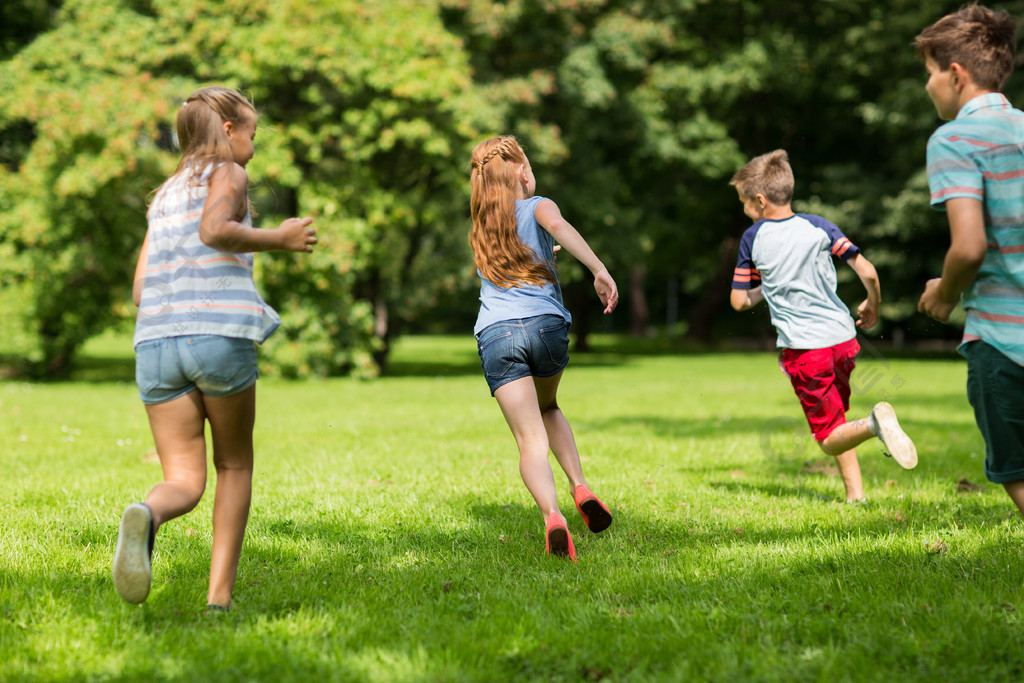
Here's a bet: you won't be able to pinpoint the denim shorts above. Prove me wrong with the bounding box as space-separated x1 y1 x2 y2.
964 340 1024 484
135 335 259 405
476 315 570 395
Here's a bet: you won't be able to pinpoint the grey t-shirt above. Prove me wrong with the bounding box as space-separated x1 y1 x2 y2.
732 213 859 350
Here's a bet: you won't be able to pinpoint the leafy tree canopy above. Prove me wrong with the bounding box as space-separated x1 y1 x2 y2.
5 0 1024 377
0 0 485 377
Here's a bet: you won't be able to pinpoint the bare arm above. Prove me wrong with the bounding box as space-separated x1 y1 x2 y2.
730 286 763 311
918 197 987 323
200 163 317 253
534 199 618 314
847 253 880 329
131 231 150 306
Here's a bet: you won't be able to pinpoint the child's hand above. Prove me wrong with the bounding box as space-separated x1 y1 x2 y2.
594 268 618 314
917 278 956 323
856 299 878 329
278 217 317 252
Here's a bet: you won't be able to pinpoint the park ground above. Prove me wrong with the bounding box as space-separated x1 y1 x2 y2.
1 333 1022 681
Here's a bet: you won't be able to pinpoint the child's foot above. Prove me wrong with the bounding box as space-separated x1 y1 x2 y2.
112 503 154 604
573 484 613 533
869 402 918 469
545 512 577 562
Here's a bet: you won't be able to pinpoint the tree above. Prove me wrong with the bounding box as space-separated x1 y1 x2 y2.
0 0 483 377
0 0 61 60
441 0 754 346
441 0 1024 346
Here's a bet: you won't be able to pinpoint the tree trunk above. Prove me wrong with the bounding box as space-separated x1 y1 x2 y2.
370 268 390 373
686 236 739 342
564 283 593 352
628 264 649 337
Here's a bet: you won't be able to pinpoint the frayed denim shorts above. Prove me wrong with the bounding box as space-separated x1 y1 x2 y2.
476 315 570 395
135 335 259 405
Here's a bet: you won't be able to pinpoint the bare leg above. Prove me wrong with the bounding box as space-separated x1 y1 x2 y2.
493 377 563 521
819 419 872 501
113 391 207 605
534 372 588 491
1003 481 1024 519
143 390 208 529
820 417 873 455
832 449 864 501
203 384 256 608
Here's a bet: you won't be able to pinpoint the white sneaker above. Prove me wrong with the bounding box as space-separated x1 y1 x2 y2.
112 503 153 604
869 402 918 469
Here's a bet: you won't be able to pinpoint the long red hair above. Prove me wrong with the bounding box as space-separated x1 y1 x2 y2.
469 136 556 288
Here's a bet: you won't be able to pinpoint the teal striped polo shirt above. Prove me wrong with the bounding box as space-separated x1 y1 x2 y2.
926 93 1024 366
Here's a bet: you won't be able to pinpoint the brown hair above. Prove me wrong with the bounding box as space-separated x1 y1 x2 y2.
469 136 556 288
150 87 256 214
914 3 1017 91
729 149 794 206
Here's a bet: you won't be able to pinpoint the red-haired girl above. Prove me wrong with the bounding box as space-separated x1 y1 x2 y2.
470 135 618 561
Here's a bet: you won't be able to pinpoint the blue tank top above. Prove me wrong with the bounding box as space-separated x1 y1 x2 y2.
474 195 572 336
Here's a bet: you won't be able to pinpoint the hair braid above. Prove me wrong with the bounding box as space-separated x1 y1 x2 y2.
475 137 517 175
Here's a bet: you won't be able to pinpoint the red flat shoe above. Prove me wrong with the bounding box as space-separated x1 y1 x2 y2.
545 512 578 562
573 484 612 533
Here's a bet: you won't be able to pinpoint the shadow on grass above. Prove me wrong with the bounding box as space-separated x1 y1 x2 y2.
17 484 1022 681
69 354 136 384
709 479 836 503
384 357 483 378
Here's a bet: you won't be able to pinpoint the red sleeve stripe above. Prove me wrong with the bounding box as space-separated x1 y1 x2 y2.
948 135 1002 149
733 268 761 283
831 238 853 256
932 186 984 199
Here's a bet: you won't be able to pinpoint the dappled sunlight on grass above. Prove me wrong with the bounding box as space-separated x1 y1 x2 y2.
3 335 1022 680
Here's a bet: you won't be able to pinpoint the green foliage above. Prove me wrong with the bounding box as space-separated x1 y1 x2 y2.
0 0 60 60
0 0 482 377
440 0 1024 340
443 0 752 269
6 1 1024 374
0 3 176 375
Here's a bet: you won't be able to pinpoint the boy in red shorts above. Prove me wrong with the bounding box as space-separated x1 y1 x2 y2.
730 150 918 502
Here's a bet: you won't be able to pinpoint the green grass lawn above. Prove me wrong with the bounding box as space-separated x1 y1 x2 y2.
1 333 1022 681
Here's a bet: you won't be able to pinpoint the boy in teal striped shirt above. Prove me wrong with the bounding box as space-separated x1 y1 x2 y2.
916 3 1024 517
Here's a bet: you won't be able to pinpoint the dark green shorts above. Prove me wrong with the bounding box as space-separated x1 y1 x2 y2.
964 341 1024 484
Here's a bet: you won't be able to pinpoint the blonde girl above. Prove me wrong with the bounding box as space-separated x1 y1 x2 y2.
113 87 316 611
470 135 618 561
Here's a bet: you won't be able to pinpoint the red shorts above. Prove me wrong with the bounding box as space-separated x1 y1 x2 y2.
779 338 860 442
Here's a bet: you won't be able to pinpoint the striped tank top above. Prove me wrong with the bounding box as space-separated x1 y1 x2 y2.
133 164 281 348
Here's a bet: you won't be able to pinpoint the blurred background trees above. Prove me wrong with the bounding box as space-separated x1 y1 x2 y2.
2 0 1022 378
